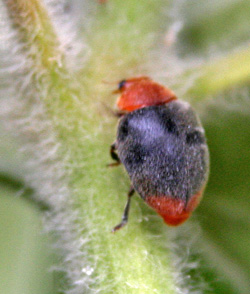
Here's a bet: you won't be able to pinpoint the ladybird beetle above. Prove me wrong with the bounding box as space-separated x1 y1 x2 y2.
110 77 209 232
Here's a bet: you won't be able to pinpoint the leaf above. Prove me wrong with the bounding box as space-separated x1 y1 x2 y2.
0 184 55 294
177 0 250 56
197 102 250 294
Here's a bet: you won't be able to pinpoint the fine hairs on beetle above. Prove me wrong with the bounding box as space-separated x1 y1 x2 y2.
109 77 209 232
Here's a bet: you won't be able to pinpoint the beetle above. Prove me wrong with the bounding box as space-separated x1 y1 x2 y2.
109 77 209 232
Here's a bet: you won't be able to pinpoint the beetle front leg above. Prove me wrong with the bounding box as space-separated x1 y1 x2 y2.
107 143 121 167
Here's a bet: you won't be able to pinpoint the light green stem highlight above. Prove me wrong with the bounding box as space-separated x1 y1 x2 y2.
6 0 62 70
188 46 250 101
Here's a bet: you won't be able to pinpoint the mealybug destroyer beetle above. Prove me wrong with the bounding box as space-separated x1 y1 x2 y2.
109 77 209 232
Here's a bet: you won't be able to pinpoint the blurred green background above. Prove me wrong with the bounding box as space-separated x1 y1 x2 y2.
0 128 54 294
0 0 250 293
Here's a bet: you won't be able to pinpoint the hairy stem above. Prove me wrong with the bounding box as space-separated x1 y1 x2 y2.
5 0 62 70
4 0 178 293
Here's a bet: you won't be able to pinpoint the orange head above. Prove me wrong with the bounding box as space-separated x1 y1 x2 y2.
115 77 177 112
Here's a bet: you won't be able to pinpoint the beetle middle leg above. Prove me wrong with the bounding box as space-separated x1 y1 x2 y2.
107 143 121 167
112 186 135 232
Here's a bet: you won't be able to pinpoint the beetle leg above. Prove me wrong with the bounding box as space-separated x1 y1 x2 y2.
107 143 121 167
114 110 126 118
112 186 135 232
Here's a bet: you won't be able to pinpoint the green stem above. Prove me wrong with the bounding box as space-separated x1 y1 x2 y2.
6 0 62 70
5 0 250 292
188 46 250 101
5 0 177 293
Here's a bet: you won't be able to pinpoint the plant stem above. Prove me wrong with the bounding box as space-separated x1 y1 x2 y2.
5 0 178 293
188 46 250 101
5 0 62 70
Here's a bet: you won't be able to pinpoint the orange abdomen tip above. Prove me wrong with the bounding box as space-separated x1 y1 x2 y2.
146 191 203 226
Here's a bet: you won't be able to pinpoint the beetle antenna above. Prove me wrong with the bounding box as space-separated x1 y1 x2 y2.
102 79 118 85
100 102 125 118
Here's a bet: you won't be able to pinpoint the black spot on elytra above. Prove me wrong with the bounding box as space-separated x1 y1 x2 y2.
125 143 149 166
118 119 129 141
155 107 179 135
163 118 179 135
186 130 205 145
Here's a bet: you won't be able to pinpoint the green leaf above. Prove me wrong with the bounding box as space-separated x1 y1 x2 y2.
197 103 250 294
0 184 55 294
177 0 250 56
